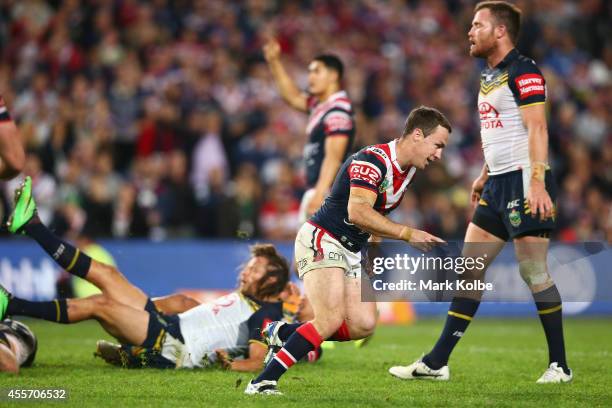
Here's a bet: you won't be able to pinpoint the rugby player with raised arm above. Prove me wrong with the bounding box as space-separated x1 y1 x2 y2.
263 38 355 222
389 1 572 384
245 106 451 395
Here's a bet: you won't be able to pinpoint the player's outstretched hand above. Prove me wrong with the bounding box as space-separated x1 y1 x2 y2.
471 176 486 207
263 38 281 62
406 229 446 252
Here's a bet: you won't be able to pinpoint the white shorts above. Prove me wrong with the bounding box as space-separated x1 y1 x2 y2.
294 222 362 279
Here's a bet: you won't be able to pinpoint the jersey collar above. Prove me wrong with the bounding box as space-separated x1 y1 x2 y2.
389 139 408 174
494 48 519 70
324 90 348 103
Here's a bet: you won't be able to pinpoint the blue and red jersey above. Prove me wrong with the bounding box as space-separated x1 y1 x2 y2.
310 140 416 252
304 90 355 187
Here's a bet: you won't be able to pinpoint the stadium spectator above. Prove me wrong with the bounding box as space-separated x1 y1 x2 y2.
0 0 608 242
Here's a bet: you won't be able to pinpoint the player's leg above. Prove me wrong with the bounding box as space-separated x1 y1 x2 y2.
252 267 344 387
84 261 148 310
3 289 150 347
153 294 200 314
420 223 505 370
341 275 377 340
514 234 572 382
67 295 150 346
248 224 349 394
389 222 505 380
7 177 148 310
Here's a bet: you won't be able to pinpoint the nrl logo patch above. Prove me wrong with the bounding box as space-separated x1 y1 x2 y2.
509 208 522 227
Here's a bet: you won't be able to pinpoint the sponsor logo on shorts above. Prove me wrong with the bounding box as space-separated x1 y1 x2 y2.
328 252 344 261
297 258 308 270
507 199 520 209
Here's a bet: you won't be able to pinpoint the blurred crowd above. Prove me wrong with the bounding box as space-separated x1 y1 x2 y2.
0 0 609 242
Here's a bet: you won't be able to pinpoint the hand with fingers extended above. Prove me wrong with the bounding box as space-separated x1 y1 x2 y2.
527 179 554 221
399 226 446 252
262 37 281 62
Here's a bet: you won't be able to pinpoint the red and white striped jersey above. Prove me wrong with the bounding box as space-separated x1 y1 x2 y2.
310 139 416 252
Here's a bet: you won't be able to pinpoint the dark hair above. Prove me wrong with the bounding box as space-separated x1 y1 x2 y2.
250 243 290 298
402 106 452 138
475 1 522 44
312 54 344 83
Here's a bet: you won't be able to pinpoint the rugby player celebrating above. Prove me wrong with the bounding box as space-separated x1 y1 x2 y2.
246 106 451 395
389 1 572 384
263 37 355 221
1 178 291 371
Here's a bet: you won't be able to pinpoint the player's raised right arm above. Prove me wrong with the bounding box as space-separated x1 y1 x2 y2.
347 187 445 251
263 38 308 112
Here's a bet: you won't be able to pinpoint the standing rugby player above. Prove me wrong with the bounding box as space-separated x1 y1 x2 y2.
246 106 451 395
263 38 355 221
389 1 572 383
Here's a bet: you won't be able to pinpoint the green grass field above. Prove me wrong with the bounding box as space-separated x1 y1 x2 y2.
2 317 611 407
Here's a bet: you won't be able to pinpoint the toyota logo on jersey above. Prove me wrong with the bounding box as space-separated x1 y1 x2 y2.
478 102 499 120
349 160 382 187
479 102 503 129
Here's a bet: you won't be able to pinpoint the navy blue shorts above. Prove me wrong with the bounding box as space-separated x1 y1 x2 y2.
119 299 184 369
472 169 557 241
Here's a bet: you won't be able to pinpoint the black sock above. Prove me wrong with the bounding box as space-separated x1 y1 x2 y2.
24 216 91 278
533 285 569 374
423 297 480 369
7 297 69 323
278 322 301 341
